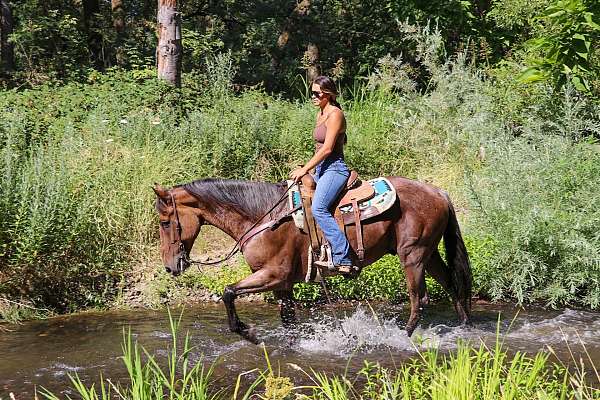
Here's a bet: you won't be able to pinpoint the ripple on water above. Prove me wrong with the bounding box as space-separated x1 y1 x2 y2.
509 309 600 344
150 330 172 339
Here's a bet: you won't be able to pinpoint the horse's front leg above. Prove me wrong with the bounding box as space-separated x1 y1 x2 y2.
222 267 288 343
274 289 296 327
222 285 256 342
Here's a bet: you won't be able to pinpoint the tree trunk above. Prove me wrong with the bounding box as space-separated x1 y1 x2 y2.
111 0 125 65
112 0 125 33
0 0 14 74
271 0 311 73
157 0 182 87
82 0 104 70
305 43 320 82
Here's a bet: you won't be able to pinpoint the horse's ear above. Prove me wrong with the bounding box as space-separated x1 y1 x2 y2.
152 183 169 200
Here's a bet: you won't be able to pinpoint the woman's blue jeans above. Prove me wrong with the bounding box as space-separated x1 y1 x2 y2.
312 157 352 265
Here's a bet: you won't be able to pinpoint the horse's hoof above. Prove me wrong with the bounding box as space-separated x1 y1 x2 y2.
406 324 417 337
282 320 298 329
241 326 259 344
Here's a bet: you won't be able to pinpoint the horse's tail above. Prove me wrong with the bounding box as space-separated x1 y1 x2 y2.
443 197 472 318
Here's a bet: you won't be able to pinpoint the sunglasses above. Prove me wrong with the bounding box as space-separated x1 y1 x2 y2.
311 90 325 98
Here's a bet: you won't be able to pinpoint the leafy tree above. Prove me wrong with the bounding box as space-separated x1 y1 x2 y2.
518 0 600 93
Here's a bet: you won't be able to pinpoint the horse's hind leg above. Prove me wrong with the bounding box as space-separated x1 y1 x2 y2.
398 244 428 337
274 289 296 327
425 250 469 325
419 276 429 306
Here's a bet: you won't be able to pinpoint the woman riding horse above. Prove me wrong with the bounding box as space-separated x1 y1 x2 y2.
289 76 353 272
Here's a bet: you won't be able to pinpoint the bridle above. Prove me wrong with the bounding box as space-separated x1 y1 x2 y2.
168 192 191 268
165 183 297 268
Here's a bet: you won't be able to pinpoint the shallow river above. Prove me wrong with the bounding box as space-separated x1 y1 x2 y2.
1 302 599 397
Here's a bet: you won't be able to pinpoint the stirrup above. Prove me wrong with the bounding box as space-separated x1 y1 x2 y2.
336 264 360 275
313 260 337 272
313 260 359 275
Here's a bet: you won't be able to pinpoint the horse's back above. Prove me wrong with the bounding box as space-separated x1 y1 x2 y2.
386 176 450 207
385 176 451 241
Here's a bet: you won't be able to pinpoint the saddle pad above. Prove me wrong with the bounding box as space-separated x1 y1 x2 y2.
287 177 397 231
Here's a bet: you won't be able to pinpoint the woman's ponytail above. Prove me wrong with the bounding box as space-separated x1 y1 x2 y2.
331 97 342 110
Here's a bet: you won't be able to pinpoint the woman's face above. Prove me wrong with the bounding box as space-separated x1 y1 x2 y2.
311 83 328 107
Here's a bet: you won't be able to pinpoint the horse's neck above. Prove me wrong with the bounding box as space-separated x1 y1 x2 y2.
200 203 254 242
179 180 283 242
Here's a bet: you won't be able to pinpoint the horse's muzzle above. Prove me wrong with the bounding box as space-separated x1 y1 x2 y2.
165 254 189 276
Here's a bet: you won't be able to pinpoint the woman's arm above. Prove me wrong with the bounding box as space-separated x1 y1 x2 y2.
290 110 345 181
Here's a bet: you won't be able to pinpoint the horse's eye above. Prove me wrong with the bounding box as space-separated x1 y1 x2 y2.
160 221 171 228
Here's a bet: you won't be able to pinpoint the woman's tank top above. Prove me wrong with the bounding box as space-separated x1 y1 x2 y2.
312 113 346 158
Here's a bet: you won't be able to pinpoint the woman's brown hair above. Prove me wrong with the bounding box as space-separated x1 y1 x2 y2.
313 75 341 109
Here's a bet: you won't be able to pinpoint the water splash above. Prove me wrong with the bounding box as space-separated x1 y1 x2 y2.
287 307 471 356
271 306 600 358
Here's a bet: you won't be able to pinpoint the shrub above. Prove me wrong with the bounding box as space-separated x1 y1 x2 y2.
468 134 600 308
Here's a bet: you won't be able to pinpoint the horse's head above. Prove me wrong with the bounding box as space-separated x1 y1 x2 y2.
153 184 203 276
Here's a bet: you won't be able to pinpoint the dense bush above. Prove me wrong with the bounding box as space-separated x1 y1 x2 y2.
469 135 600 308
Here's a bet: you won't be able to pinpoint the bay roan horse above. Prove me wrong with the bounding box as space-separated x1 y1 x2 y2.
153 177 472 343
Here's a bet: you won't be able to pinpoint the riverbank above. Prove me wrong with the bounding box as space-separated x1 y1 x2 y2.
1 29 599 318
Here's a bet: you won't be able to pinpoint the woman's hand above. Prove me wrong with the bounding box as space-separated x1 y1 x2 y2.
289 166 308 182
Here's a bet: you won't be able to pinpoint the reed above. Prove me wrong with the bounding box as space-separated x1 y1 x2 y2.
40 309 227 400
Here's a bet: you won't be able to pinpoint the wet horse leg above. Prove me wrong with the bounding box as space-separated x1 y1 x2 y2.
273 290 296 327
425 250 469 324
397 243 428 337
222 267 289 343
419 275 429 306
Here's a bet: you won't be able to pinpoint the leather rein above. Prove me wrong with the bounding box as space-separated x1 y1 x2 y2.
168 182 297 267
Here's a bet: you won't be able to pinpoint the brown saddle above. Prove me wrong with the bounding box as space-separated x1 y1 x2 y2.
298 171 375 262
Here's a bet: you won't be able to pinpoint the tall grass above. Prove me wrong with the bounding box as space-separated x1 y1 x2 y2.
469 133 600 308
1 25 599 314
298 343 599 400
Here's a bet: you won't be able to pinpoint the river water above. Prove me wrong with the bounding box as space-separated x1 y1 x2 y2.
1 302 599 397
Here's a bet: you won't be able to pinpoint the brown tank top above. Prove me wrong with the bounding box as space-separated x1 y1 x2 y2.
313 115 346 158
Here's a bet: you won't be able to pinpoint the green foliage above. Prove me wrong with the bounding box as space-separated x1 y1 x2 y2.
518 0 600 92
8 3 89 84
8 0 600 97
329 256 405 301
298 335 599 399
461 235 498 299
180 264 252 296
1 25 600 315
469 133 600 308
294 256 406 303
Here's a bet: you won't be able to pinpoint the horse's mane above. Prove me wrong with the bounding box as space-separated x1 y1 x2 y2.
182 178 288 220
